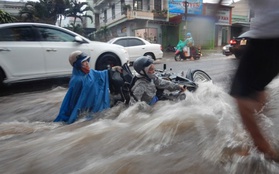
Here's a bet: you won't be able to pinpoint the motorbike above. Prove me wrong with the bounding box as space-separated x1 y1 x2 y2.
174 46 201 61
154 64 211 101
108 63 212 106
165 44 176 52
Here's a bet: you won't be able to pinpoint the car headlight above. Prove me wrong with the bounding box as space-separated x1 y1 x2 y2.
222 46 226 50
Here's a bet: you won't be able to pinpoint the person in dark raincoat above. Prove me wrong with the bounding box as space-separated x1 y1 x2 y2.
54 51 111 124
130 56 186 106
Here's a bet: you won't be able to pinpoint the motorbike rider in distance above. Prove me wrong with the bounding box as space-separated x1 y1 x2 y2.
175 32 200 60
185 32 194 47
130 56 186 105
185 32 195 60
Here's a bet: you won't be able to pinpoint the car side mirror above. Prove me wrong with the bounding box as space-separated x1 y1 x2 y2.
75 36 84 43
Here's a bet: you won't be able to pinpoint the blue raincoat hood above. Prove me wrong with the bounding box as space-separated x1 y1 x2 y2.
54 67 110 124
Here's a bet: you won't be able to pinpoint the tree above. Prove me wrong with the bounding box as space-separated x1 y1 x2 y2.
0 10 17 23
64 0 93 31
19 0 67 25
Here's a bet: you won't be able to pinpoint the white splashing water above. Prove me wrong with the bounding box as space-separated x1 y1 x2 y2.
1 79 279 174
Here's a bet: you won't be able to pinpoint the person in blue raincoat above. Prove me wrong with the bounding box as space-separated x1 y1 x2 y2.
54 51 111 124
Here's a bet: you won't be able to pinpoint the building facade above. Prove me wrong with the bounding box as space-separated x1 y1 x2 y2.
88 0 169 44
89 0 235 49
230 0 251 38
0 0 25 16
0 0 246 49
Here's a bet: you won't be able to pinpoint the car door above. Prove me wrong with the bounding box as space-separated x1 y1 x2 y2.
126 38 146 61
0 25 45 81
36 26 90 76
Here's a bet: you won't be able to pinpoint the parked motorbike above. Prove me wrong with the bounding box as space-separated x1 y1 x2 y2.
109 63 212 105
174 46 201 61
165 44 176 52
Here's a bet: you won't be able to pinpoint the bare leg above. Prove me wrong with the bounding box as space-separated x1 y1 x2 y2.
235 92 278 159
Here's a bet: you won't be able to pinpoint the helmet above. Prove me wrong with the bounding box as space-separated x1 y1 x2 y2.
186 32 192 37
133 56 154 76
69 50 90 67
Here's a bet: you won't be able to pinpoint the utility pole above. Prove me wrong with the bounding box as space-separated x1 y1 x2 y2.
184 1 189 32
184 1 188 21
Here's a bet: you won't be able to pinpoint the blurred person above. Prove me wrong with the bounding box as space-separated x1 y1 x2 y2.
54 51 115 124
175 32 195 60
227 0 279 161
184 32 195 60
185 32 194 47
130 56 186 105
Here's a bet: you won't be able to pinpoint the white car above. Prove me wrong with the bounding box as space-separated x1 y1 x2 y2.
0 23 129 86
108 36 163 62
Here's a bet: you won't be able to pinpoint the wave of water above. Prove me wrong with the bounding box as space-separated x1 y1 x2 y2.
1 80 279 174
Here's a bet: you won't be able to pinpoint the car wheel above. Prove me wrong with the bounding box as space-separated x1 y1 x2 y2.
144 53 155 60
95 53 121 70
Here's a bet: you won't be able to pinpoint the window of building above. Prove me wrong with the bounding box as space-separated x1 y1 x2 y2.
104 9 107 23
154 0 162 11
121 0 125 14
133 0 142 10
112 4 115 19
147 0 150 10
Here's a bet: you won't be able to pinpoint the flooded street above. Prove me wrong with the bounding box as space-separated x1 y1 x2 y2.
1 57 279 174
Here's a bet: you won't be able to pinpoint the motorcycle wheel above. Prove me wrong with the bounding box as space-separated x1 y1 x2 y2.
192 70 212 83
174 54 181 61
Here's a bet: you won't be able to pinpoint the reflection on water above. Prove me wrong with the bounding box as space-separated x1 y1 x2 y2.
1 80 279 174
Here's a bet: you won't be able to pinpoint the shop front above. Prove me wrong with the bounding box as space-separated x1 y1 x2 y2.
203 3 233 47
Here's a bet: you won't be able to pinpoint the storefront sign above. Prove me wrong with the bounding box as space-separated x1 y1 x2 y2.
169 0 203 16
205 6 231 24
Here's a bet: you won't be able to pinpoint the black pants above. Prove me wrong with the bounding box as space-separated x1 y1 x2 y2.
230 38 279 99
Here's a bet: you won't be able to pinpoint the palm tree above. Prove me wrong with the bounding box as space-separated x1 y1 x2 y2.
19 0 67 25
55 0 68 26
0 10 17 23
64 0 93 31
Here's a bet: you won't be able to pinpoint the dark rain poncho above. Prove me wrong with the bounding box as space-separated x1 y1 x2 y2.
54 68 110 124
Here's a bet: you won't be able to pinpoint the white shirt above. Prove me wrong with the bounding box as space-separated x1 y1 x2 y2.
240 0 279 38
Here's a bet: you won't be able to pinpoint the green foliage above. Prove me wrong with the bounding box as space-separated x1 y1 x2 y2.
122 4 131 11
19 0 67 24
64 0 93 32
66 23 84 35
152 8 168 18
121 4 131 15
0 10 17 23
